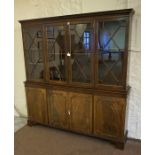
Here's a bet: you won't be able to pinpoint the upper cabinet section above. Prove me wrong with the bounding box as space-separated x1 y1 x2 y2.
20 9 134 90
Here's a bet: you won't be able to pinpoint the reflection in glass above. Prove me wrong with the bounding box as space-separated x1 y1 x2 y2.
98 20 126 52
23 26 44 80
83 31 90 50
47 26 66 81
98 19 127 85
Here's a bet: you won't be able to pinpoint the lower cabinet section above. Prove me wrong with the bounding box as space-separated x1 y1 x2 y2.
26 87 127 149
26 87 48 124
94 95 126 138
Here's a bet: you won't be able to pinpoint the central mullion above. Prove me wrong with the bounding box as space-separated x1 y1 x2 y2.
43 25 49 82
66 22 72 84
63 23 69 84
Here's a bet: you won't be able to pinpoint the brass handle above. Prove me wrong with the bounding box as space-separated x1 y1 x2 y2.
67 52 71 57
68 110 70 116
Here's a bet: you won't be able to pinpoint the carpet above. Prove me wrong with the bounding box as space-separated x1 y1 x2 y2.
14 125 141 155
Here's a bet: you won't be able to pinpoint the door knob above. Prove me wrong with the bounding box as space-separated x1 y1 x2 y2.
68 110 71 115
67 52 71 57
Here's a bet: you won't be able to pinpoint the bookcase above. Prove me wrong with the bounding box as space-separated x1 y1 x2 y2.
20 9 134 149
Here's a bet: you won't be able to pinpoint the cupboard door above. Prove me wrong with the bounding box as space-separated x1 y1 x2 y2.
68 22 94 85
45 24 67 83
22 25 45 81
94 95 125 137
69 92 92 134
48 90 69 129
26 87 48 124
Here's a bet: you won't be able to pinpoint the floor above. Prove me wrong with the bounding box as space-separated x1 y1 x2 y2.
15 124 141 155
14 116 27 132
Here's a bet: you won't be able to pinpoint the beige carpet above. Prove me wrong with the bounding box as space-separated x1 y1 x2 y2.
15 125 141 155
14 117 27 132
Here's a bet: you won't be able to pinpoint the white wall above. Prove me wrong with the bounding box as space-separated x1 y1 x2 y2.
15 0 141 139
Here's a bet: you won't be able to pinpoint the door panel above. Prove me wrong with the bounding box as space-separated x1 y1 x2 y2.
94 95 125 137
68 22 94 85
46 25 67 83
96 18 127 86
69 92 92 134
26 87 48 124
48 90 69 129
23 25 45 81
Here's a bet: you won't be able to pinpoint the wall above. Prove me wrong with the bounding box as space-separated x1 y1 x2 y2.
15 0 141 139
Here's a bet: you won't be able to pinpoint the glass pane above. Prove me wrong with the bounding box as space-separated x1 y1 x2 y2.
98 20 126 52
98 19 127 85
70 23 92 52
71 53 92 83
98 52 123 85
23 26 44 80
70 23 93 83
47 25 66 81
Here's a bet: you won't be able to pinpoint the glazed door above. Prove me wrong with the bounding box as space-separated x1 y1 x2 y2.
95 18 128 88
22 25 45 81
69 92 92 134
94 95 126 138
45 24 68 84
48 90 69 129
67 21 94 86
26 87 48 124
